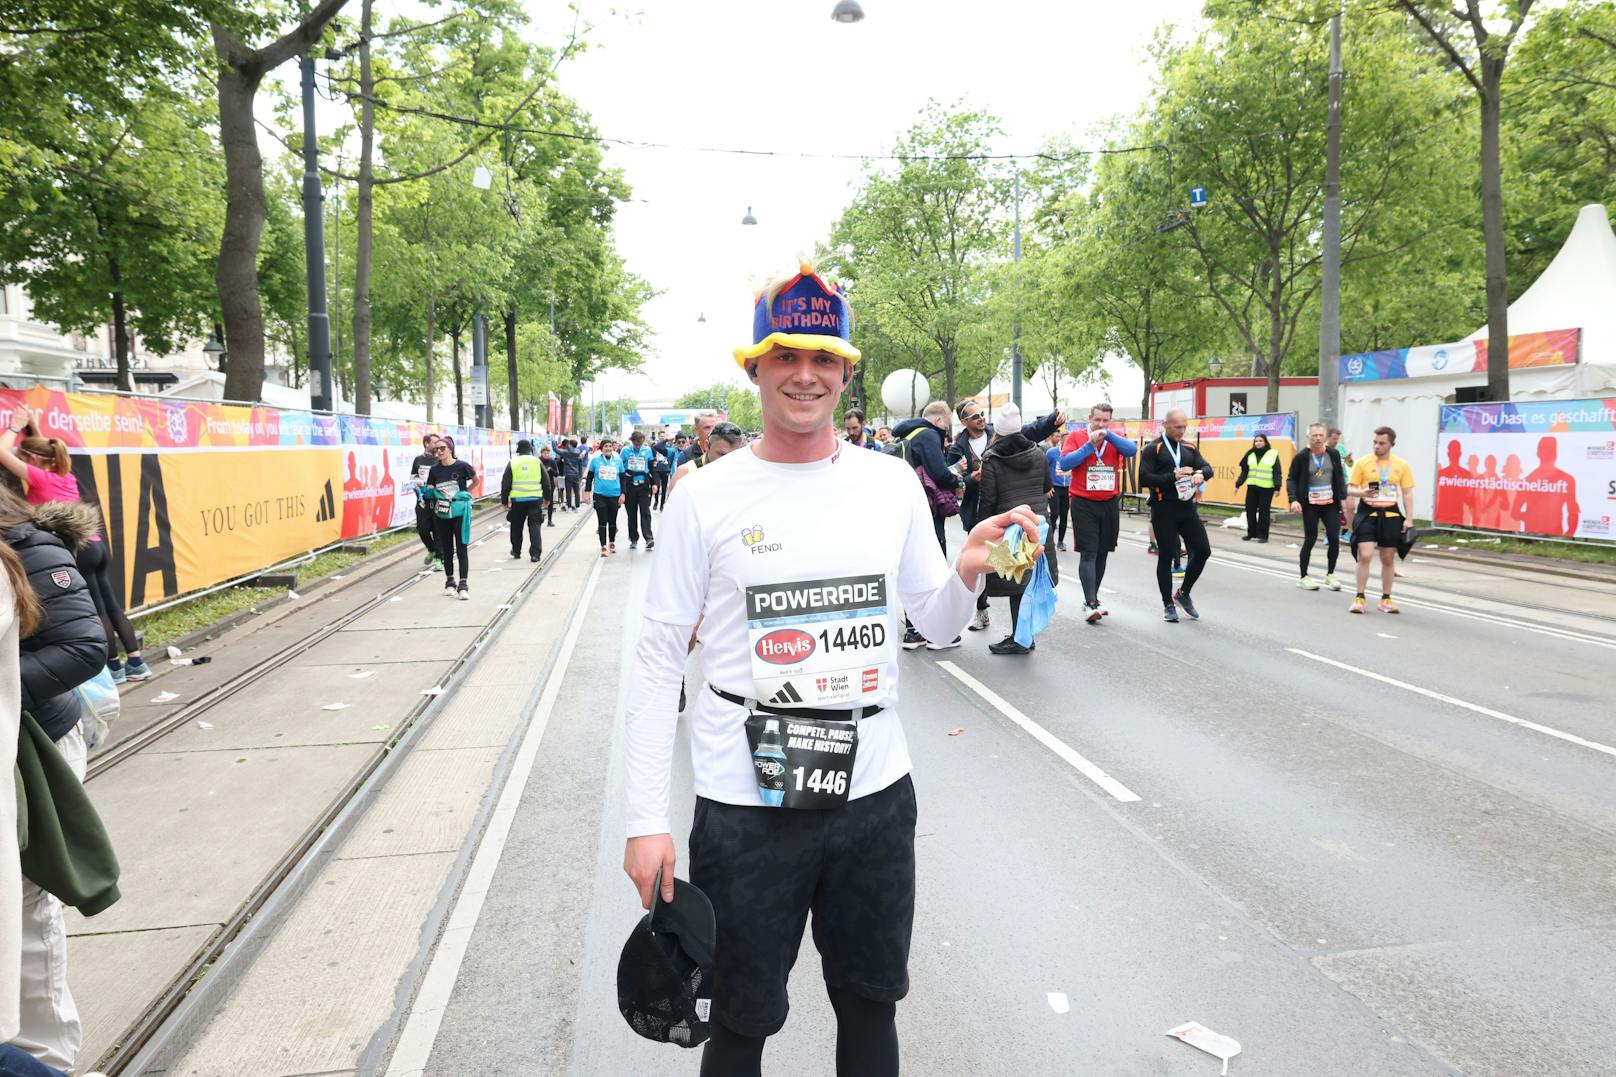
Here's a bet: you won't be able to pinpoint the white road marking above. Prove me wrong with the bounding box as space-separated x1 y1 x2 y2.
1145 539 1616 651
1287 648 1616 761
936 660 1141 802
386 557 604 1077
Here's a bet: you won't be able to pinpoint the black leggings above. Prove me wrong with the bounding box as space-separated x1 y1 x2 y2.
699 986 897 1077
433 517 469 581
1300 501 1341 577
1048 486 1069 544
75 539 139 658
593 492 620 546
414 505 436 555
1077 548 1109 607
1244 485 1273 539
1153 508 1210 605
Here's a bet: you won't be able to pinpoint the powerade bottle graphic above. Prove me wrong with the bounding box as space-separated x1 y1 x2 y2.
753 719 787 808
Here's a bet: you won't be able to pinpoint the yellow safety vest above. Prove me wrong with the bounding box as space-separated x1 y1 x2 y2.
1245 448 1279 489
510 455 545 500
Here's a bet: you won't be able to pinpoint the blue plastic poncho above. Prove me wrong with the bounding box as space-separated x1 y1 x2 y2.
1011 519 1058 648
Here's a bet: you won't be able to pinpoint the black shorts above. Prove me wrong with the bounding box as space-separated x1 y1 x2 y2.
688 773 917 1038
1070 495 1120 553
1353 510 1405 549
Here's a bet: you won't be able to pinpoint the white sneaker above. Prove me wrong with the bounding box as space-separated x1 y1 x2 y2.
926 636 962 651
967 608 990 632
1298 575 1319 591
1325 573 1342 591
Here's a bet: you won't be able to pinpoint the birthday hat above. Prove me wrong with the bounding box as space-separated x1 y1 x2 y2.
734 261 860 368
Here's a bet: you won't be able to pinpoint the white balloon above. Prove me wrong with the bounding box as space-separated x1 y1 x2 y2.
880 369 930 418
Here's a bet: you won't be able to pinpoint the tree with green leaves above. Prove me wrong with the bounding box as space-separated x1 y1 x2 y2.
823 103 1011 406
1392 0 1535 402
1153 4 1479 409
0 80 222 389
676 383 762 433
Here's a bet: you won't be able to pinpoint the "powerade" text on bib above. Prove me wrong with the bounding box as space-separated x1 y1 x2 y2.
744 573 891 709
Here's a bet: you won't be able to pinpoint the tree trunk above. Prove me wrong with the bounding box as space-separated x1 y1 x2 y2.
109 263 132 393
351 0 375 415
941 343 956 406
505 308 519 433
215 54 269 403
1140 358 1153 420
423 295 435 422
451 328 464 425
1480 62 1510 402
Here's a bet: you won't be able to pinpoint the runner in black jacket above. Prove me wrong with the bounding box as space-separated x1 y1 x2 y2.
1137 409 1214 622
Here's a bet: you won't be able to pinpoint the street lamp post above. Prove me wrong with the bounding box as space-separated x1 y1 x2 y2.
1317 12 1344 429
299 51 335 412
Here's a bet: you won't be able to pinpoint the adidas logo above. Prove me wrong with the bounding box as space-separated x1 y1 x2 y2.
767 681 804 705
314 480 336 523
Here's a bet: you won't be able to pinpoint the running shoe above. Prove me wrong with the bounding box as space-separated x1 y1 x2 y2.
423 550 436 566
1057 541 1067 552
926 636 962 651
457 581 469 602
510 548 521 560
629 540 639 550
1147 541 1158 556
601 547 609 557
988 636 1030 655
1173 589 1199 620
609 542 617 554
124 658 152 681
445 578 458 595
1163 604 1179 623
1241 534 1253 541
1298 575 1319 591
1085 604 1103 624
1172 560 1185 578
1349 595 1366 614
646 540 655 550
1325 573 1342 591
967 608 990 632
1379 597 1400 614
901 627 927 650
108 663 126 685
431 557 442 571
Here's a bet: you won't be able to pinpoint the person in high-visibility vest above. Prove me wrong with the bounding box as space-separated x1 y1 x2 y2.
1234 433 1283 542
500 439 552 563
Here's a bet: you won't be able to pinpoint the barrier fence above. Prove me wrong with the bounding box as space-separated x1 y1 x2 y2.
0 386 542 608
1110 413 1298 508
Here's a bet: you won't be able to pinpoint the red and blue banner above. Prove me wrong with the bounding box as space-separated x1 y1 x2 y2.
1341 328 1580 383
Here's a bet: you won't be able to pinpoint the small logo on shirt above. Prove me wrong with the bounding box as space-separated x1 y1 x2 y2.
49 570 71 589
742 524 783 555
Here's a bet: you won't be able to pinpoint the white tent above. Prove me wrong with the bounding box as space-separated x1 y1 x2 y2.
1340 203 1616 518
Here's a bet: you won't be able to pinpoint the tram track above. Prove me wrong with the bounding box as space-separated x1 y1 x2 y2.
91 507 592 1075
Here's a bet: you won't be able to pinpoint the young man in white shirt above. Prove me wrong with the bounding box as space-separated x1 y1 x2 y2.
622 262 1039 1077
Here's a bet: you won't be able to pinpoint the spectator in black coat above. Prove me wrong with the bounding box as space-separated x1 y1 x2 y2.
0 488 105 746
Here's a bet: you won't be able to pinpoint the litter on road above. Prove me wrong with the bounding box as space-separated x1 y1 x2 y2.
321 702 352 711
1046 992 1069 1015
1167 1021 1241 1074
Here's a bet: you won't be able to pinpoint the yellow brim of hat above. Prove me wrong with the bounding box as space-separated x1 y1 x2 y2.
733 333 861 368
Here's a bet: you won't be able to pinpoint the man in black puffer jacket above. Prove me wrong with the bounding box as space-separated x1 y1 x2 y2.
4 497 106 746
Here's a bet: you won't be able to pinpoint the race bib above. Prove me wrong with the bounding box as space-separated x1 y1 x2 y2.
1308 483 1333 504
1366 483 1399 509
1086 465 1116 493
596 465 618 483
626 455 646 471
433 480 459 519
746 713 857 810
744 573 891 708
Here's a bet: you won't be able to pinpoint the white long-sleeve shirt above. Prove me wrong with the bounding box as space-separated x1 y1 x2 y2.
622 443 981 837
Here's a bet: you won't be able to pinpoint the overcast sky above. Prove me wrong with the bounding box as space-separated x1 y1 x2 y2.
343 0 1205 409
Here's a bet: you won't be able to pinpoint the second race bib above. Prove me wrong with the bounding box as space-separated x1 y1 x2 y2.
597 464 618 483
1086 465 1116 493
744 574 891 708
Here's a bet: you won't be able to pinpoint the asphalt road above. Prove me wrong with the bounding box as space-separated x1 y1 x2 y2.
414 511 1616 1077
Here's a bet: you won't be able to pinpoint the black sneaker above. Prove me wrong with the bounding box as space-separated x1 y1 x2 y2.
1163 604 1179 623
988 636 1030 655
1173 589 1199 620
530 554 542 563
444 579 457 596
511 549 521 560
901 627 926 650
646 539 655 550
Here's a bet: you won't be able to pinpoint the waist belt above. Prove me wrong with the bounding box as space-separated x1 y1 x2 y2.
710 685 883 723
